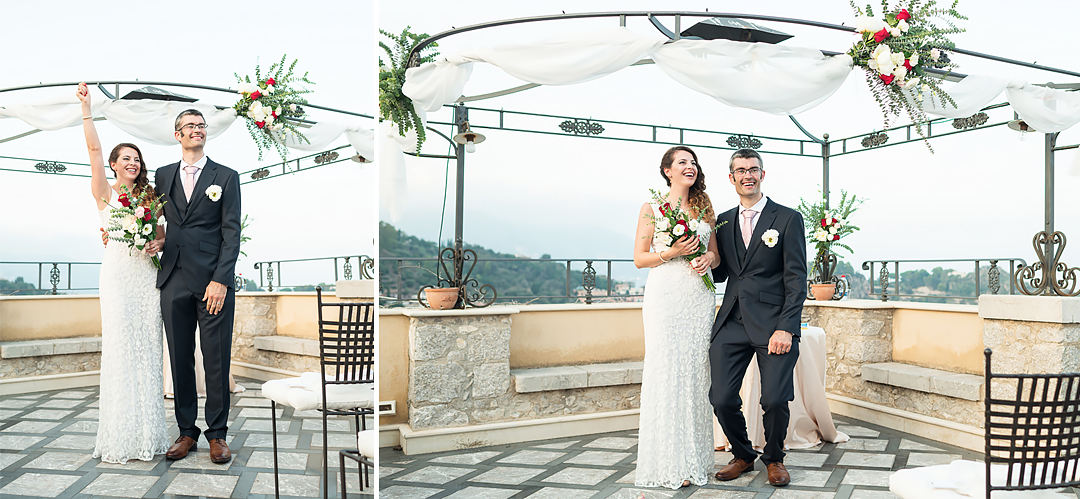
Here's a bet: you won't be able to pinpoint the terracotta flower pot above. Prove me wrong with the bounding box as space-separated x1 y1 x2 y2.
810 283 836 301
424 287 460 310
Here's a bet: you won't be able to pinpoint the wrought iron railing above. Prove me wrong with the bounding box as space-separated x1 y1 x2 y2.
861 258 1026 303
0 261 101 295
382 257 647 306
253 255 374 292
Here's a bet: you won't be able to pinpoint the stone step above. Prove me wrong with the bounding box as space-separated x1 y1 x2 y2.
511 361 644 393
0 337 102 359
861 362 982 401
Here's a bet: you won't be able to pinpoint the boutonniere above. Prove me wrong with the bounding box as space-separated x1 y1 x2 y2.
205 185 222 202
762 229 780 248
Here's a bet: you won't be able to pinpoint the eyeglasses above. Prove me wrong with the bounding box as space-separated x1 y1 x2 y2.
731 167 762 177
178 123 208 131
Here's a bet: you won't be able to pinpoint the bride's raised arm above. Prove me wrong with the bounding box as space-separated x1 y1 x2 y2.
78 83 110 210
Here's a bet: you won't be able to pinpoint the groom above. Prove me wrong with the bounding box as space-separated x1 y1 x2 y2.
156 109 242 464
709 148 806 487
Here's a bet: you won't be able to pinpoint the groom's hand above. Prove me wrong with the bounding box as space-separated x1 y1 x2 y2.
203 281 228 315
768 330 793 355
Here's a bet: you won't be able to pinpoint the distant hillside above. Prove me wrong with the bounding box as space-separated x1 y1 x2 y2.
379 222 627 305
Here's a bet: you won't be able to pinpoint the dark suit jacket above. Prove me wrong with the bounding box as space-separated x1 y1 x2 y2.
711 197 807 344
155 158 242 291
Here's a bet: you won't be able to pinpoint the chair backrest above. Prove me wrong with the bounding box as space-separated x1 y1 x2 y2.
984 348 1080 498
316 286 374 384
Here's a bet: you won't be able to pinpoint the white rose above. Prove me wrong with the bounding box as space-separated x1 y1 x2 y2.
868 58 879 71
265 114 275 125
673 224 686 237
688 219 700 232
833 221 842 229
121 214 137 228
265 84 275 94
133 236 146 247
134 206 145 218
897 19 909 32
656 233 673 248
908 52 919 66
854 16 884 33
930 48 941 61
250 101 264 115
125 222 139 234
238 82 255 94
888 26 901 37
875 51 896 74
275 106 282 116
891 52 905 66
892 65 908 81
141 224 154 235
655 217 670 231
814 228 828 242
761 229 780 248
206 185 223 202
289 103 298 112
829 225 838 235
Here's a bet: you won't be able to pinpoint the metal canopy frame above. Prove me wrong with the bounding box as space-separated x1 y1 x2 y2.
0 80 374 185
401 10 1080 306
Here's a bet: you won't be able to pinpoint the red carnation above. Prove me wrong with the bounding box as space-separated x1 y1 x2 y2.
250 90 262 100
874 28 890 43
118 194 130 207
896 9 911 21
903 59 913 71
879 73 895 85
266 77 276 86
832 234 840 241
255 121 266 129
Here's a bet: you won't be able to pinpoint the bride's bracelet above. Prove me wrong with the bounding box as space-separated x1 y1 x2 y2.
657 250 669 263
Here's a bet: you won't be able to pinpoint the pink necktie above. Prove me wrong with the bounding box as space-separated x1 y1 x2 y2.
741 209 756 248
183 165 198 202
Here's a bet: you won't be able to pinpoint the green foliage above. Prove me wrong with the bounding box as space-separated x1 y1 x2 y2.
379 222 625 305
233 54 315 161
379 27 439 153
239 214 253 258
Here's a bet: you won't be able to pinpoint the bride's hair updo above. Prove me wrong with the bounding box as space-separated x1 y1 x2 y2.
108 143 155 204
659 146 714 222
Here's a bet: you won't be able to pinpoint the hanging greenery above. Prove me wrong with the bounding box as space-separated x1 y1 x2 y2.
380 27 440 153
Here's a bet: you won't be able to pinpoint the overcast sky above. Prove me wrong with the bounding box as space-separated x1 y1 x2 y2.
0 1 375 290
379 0 1080 285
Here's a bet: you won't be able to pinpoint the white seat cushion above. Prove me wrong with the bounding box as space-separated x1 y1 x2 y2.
260 372 374 412
357 430 376 458
890 460 1074 498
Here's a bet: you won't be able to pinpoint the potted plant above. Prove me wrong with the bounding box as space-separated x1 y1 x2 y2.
797 190 862 301
403 263 459 310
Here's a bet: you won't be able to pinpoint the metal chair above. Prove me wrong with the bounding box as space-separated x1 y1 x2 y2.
261 287 375 499
984 347 1080 497
339 429 375 495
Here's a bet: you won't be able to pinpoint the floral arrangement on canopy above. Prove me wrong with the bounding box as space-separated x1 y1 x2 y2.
847 0 966 147
233 55 315 160
380 27 439 153
797 190 863 285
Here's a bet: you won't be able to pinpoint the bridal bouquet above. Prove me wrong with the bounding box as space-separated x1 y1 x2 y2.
847 0 966 148
646 189 723 291
103 185 167 269
233 54 315 161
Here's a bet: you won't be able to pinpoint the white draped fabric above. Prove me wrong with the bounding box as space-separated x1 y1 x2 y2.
401 27 1080 133
0 94 374 157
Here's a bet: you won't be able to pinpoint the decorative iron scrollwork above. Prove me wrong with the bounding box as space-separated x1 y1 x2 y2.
582 261 597 305
314 151 340 164
726 134 762 150
861 132 889 148
343 257 353 280
988 260 1001 294
49 264 60 295
952 112 989 130
359 256 375 279
1013 231 1080 296
419 246 497 308
250 168 270 180
558 119 605 136
254 262 275 292
35 161 67 174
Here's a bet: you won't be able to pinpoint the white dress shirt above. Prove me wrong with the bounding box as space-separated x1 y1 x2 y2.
738 194 769 232
179 155 209 194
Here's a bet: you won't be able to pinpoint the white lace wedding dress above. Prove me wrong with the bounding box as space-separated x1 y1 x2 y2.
635 203 716 489
94 189 170 463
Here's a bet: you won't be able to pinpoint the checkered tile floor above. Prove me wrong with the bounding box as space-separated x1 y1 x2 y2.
0 378 373 498
379 415 1056 498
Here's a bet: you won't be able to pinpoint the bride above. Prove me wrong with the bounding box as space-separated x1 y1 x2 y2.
79 83 170 463
633 146 720 489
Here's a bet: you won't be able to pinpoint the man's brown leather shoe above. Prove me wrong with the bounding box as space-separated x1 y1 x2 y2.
714 457 754 481
767 462 791 487
209 438 232 464
165 436 197 460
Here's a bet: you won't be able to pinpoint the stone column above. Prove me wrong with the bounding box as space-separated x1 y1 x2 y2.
405 307 518 430
980 295 1080 374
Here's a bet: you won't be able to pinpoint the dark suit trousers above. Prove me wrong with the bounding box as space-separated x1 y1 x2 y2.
161 275 235 441
709 306 799 465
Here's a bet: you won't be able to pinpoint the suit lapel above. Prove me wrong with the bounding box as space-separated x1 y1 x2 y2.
721 207 741 273
739 198 778 273
162 163 187 223
185 159 218 216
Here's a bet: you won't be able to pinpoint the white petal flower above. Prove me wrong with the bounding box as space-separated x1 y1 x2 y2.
134 206 145 218
673 224 686 236
656 233 673 248
897 19 910 32
893 65 908 80
891 52 906 65
762 229 780 248
829 226 838 235
909 52 919 66
854 16 885 33
814 228 828 242
142 224 154 235
133 236 146 247
655 217 670 231
875 51 896 74
688 219 700 232
888 26 901 37
930 48 941 61
205 185 223 202
265 84 275 94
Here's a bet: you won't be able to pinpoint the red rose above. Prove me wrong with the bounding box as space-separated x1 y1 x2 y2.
661 203 671 215
879 73 895 85
831 218 839 225
266 77 276 86
896 9 911 21
143 211 152 222
250 90 262 100
272 111 278 119
874 28 890 43
821 218 828 228
903 59 913 71
832 234 840 241
255 121 266 129
676 220 690 233
118 194 130 207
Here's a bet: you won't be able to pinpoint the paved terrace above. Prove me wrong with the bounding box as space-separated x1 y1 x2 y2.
379 415 1070 499
0 378 372 498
